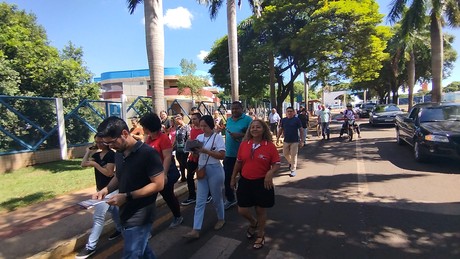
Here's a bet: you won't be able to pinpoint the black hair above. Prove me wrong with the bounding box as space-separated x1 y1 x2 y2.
191 112 202 119
139 112 162 132
97 116 128 138
200 115 214 129
231 101 243 109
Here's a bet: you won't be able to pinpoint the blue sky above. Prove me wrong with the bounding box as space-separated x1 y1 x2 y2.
4 0 460 87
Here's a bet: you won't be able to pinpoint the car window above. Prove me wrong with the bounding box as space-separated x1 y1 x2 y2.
420 106 460 122
374 105 400 113
409 108 419 120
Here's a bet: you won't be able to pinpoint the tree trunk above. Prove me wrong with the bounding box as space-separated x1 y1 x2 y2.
408 50 415 110
269 53 276 108
227 0 239 102
144 0 165 113
430 13 443 103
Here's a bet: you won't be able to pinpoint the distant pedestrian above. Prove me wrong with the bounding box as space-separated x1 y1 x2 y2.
318 105 331 140
160 110 172 134
268 108 281 136
76 134 122 259
277 107 304 177
230 119 280 249
213 110 225 134
173 113 190 182
298 108 309 144
139 112 183 229
129 117 144 141
183 115 226 239
223 101 252 210
94 116 164 258
181 112 203 206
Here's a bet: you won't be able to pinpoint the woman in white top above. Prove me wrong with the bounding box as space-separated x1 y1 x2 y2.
183 115 226 239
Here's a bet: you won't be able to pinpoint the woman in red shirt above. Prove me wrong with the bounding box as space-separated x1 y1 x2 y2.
230 119 280 249
139 112 183 229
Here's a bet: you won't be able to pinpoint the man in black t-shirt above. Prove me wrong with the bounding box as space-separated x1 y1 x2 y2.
76 134 122 259
94 117 164 258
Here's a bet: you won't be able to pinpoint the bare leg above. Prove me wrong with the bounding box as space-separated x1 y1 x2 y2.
254 206 267 249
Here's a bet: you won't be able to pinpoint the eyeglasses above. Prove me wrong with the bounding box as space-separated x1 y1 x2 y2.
103 137 119 146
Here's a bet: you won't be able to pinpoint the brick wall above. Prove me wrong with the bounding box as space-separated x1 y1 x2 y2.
0 146 87 174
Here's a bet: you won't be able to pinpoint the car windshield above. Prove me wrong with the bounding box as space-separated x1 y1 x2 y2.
363 104 375 109
420 106 460 122
373 105 400 113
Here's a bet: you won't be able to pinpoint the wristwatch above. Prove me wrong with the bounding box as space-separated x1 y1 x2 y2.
126 192 133 201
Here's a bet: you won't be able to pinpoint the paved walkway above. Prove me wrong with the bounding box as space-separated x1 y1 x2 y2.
0 126 336 258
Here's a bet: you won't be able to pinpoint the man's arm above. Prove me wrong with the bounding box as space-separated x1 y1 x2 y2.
106 172 165 207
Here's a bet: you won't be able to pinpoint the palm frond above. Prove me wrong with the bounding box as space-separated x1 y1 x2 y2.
444 0 460 26
388 0 408 24
126 0 143 14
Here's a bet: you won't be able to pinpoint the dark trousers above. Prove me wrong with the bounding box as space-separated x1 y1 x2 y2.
186 160 198 199
270 123 278 136
159 175 181 218
223 157 236 202
175 151 188 179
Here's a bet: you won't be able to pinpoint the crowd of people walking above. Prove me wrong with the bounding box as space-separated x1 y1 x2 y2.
77 102 358 258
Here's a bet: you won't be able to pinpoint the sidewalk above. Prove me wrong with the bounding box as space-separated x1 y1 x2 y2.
0 183 189 259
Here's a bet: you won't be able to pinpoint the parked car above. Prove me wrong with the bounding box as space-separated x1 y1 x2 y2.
395 102 460 162
358 103 377 118
369 104 404 126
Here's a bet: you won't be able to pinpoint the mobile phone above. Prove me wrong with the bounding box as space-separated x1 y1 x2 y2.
89 145 98 150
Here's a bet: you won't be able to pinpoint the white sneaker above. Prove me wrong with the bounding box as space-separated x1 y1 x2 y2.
289 171 296 177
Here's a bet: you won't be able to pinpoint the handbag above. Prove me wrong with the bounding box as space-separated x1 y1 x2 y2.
196 134 217 179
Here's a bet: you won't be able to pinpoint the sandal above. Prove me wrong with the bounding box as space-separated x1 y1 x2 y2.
246 222 258 239
253 235 265 249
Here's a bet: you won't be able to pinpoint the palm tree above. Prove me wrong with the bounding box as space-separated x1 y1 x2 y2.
127 0 165 113
388 0 460 103
198 0 262 102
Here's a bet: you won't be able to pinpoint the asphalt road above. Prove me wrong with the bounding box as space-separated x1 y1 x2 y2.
69 124 460 259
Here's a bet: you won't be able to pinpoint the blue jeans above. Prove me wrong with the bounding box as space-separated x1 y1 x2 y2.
302 127 308 143
122 223 156 259
321 122 330 137
193 163 225 230
87 191 122 250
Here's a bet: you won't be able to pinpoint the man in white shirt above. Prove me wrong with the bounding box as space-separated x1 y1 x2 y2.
268 108 281 136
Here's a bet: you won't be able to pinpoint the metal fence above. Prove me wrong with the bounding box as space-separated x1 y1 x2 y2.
0 95 226 156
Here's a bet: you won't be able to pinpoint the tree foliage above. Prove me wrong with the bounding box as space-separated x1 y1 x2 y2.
177 58 209 103
444 81 460 92
0 3 100 151
205 0 389 112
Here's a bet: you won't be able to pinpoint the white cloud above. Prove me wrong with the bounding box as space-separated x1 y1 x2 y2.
163 7 193 29
197 50 209 61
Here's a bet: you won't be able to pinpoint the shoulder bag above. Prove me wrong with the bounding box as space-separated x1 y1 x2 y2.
196 134 217 179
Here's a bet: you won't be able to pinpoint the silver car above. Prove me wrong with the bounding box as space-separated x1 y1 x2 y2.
369 104 404 126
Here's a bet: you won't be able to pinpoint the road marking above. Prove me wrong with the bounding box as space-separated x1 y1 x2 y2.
190 235 241 259
266 249 305 259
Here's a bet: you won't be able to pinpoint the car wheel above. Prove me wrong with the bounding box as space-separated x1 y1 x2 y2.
396 129 404 145
414 141 428 162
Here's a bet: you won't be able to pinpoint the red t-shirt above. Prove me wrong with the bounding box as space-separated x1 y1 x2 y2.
188 127 204 162
237 140 280 180
145 132 172 161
